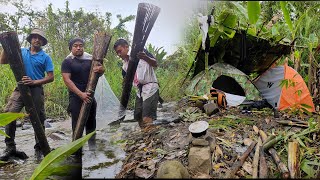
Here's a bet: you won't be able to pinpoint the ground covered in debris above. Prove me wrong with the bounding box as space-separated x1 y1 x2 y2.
116 97 320 179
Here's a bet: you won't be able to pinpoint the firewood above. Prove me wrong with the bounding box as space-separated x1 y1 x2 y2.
228 141 257 178
288 140 300 178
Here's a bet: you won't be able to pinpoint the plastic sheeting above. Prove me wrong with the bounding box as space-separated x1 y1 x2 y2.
224 92 246 107
94 74 126 130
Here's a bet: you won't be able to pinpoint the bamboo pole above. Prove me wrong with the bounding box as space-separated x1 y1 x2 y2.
228 141 257 178
0 31 50 155
288 140 300 178
259 130 290 179
73 32 112 141
252 138 261 178
276 120 309 128
259 142 268 178
263 135 283 151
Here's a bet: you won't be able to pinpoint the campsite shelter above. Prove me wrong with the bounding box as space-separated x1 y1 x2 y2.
185 30 293 108
185 63 261 106
254 64 315 112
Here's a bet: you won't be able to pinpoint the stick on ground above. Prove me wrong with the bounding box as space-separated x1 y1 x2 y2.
228 141 257 178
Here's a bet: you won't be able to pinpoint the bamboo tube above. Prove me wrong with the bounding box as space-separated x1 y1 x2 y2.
263 134 276 145
259 143 268 178
276 120 309 128
263 135 283 151
288 140 300 178
228 141 257 178
252 138 261 178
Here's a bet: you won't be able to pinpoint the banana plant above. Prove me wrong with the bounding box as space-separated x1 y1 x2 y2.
207 10 237 47
29 131 95 180
0 112 25 138
247 1 261 35
280 2 320 42
0 112 25 164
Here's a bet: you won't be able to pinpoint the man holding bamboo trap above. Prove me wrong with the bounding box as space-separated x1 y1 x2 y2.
0 28 54 160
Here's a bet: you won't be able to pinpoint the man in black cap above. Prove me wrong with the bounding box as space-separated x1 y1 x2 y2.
0 28 54 161
61 38 104 151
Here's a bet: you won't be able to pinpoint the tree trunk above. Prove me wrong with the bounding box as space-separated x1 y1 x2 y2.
288 140 300 178
73 32 112 141
0 31 50 155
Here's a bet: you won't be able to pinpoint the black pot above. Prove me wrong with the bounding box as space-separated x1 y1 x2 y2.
191 130 207 138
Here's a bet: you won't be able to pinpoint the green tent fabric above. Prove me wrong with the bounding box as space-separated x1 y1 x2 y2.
185 63 261 101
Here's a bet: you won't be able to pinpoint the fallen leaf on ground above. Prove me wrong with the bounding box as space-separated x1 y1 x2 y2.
243 138 253 146
242 161 253 175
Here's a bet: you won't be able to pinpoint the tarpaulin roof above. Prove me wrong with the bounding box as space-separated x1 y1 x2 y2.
191 30 292 78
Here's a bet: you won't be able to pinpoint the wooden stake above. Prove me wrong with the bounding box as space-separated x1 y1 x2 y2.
73 32 112 141
259 130 289 179
228 141 257 178
288 140 300 178
0 32 50 155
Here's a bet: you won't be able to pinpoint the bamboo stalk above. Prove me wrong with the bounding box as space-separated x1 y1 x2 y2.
0 31 50 155
276 120 309 128
73 32 112 141
263 135 283 151
263 134 276 145
228 141 257 178
288 140 300 178
252 138 261 178
291 119 308 125
291 128 319 139
259 130 289 179
259 143 268 178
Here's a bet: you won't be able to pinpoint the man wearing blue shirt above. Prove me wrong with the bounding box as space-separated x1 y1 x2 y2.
0 28 54 160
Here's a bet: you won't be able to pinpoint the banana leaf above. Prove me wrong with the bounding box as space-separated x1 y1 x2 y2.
0 112 25 138
0 112 25 126
29 131 95 180
247 1 261 25
280 2 293 34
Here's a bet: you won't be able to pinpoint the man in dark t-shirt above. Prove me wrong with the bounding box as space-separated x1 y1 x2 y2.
61 38 105 152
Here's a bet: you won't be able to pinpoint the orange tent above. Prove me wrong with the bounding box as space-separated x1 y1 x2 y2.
254 64 315 112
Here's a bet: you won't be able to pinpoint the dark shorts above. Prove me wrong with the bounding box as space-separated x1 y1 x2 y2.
134 90 159 121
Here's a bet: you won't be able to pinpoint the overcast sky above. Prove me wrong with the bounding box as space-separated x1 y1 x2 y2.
1 0 205 55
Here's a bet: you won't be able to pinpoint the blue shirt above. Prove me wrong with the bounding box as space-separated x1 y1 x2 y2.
21 48 54 80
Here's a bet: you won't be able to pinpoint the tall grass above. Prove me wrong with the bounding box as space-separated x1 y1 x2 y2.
0 65 16 112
